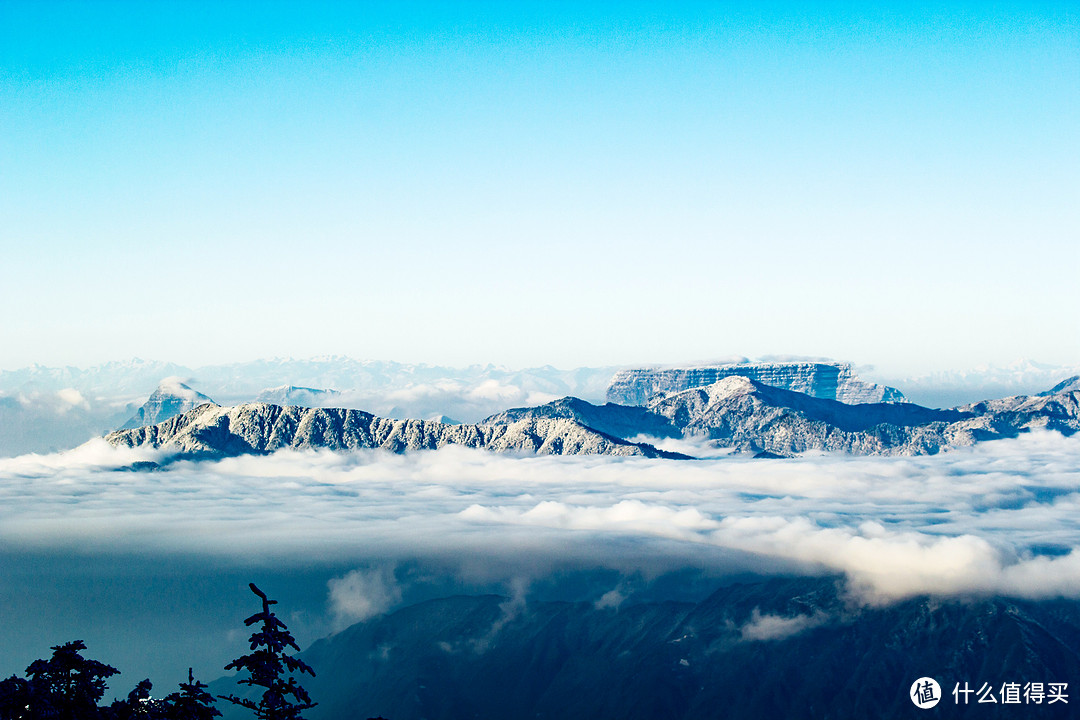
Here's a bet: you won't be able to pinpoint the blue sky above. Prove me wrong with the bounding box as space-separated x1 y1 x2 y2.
2 1 1077 373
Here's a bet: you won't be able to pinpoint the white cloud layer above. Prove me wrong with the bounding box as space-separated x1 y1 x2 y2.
1 431 1079 603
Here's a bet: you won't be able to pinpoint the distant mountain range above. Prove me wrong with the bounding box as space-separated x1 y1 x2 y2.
0 357 617 407
106 373 1080 460
0 359 619 456
211 575 1080 720
4 356 1079 458
876 360 1080 409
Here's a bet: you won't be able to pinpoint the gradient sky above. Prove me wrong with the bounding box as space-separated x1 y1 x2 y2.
2 1 1077 374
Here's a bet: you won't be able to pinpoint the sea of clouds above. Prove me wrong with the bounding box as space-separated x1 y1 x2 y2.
3 430 1080 621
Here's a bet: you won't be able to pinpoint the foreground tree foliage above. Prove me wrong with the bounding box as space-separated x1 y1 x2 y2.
219 583 316 720
0 640 119 720
109 678 155 719
0 584 317 720
0 642 223 720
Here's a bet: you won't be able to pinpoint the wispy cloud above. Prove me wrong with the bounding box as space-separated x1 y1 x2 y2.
2 432 1079 603
327 567 403 630
739 608 828 642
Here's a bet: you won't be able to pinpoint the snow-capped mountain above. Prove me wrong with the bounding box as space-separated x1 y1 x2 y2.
119 378 215 429
7 356 1080 458
644 376 1079 456
105 375 1079 460
1042 375 1080 396
105 402 682 460
0 358 622 455
483 396 681 441
494 375 1080 457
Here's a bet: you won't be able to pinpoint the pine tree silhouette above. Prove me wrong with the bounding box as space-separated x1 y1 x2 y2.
220 584 316 720
163 669 220 720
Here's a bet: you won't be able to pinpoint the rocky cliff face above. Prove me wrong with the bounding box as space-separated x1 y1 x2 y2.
105 402 682 460
606 361 905 406
119 378 215 430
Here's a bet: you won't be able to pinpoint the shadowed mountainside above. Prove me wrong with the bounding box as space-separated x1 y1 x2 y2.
286 576 1080 720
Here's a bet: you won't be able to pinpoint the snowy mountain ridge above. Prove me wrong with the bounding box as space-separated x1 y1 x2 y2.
105 402 683 460
7 356 1080 458
105 375 1080 461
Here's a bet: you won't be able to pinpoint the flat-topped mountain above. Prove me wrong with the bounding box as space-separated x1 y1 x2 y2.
105 402 683 460
607 361 905 406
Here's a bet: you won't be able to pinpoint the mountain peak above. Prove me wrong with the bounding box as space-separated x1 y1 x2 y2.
1041 375 1080 396
118 378 215 430
696 374 757 400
